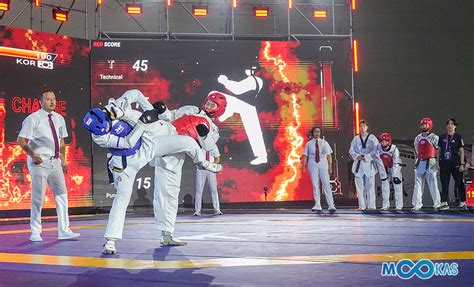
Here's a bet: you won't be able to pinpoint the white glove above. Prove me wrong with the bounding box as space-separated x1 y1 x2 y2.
104 101 129 120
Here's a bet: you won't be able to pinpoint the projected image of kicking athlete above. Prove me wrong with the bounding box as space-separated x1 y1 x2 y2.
217 69 267 165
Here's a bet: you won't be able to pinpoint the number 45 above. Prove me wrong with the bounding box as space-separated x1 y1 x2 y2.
133 60 148 71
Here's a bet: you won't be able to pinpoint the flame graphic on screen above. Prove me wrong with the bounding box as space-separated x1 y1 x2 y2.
0 98 93 210
262 41 304 201
0 98 31 207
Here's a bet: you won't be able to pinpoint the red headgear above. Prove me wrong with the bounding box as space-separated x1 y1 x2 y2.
203 91 227 118
419 118 433 131
379 132 392 147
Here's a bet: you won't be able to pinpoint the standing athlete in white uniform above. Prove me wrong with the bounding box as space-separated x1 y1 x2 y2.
17 89 80 242
82 89 221 254
194 145 222 216
151 92 226 246
412 118 441 211
349 120 386 210
302 127 336 211
376 133 404 210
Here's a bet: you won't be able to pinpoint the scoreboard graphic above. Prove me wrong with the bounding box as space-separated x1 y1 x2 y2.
91 39 354 205
0 46 58 70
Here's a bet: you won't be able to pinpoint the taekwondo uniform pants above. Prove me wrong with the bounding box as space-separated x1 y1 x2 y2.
104 135 205 239
381 169 403 209
152 154 185 234
195 168 220 213
354 175 376 210
412 159 441 209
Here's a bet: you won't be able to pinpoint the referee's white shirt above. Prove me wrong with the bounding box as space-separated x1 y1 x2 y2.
18 108 68 157
303 138 333 169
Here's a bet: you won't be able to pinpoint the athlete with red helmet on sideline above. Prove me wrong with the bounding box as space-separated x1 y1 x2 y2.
376 132 404 210
412 118 441 211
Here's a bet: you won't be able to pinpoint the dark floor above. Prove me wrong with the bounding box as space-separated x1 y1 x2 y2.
0 210 473 286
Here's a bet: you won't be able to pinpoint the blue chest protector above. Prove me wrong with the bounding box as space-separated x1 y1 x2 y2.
107 120 142 156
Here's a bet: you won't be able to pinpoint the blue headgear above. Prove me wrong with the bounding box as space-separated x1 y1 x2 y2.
82 108 111 135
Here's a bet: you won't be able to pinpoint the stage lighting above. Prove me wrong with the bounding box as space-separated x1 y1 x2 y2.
313 9 327 19
232 0 237 8
353 40 359 72
126 3 142 15
355 102 360 134
0 0 11 12
192 5 208 17
167 0 172 6
253 7 269 18
33 0 40 7
52 8 68 22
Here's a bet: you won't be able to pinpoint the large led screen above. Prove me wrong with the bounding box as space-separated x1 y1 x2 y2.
0 26 92 210
91 39 353 205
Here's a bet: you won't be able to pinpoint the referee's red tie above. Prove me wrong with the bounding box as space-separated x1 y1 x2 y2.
315 139 320 163
48 114 60 158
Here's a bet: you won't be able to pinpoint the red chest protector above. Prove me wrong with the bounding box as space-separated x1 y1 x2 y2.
172 114 210 141
380 152 394 168
417 137 436 160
